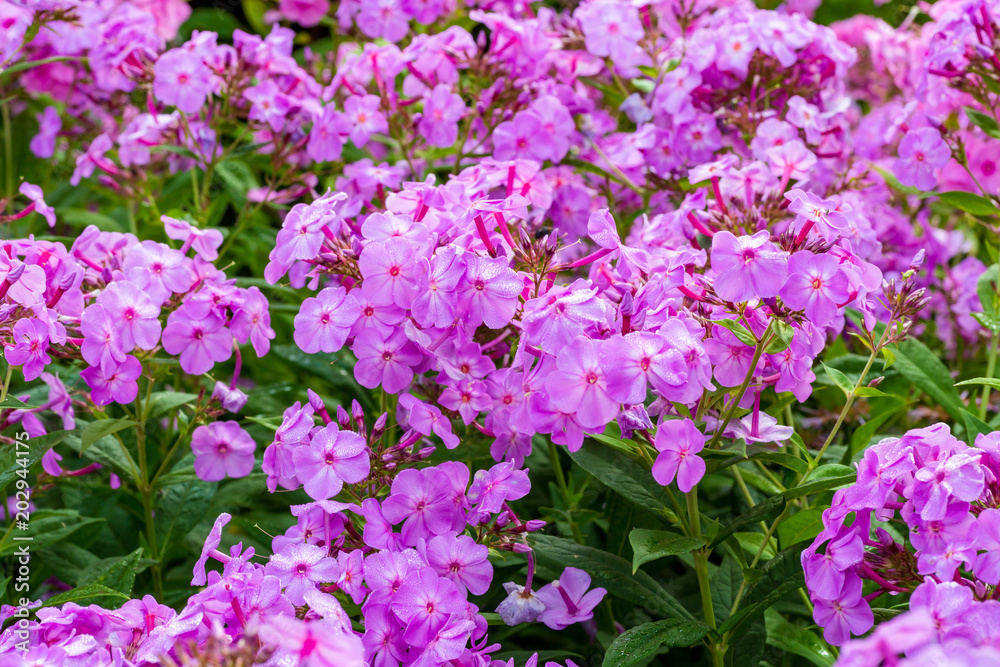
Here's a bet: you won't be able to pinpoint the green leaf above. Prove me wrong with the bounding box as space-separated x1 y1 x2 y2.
629 529 705 573
891 338 967 421
1 56 81 79
271 345 376 413
854 386 890 398
872 165 931 198
881 346 896 370
215 159 259 207
636 65 658 79
820 362 855 397
777 508 827 548
735 532 776 560
765 320 795 355
79 547 143 600
602 619 711 667
0 396 30 409
148 392 199 419
976 265 999 333
64 430 138 483
750 452 809 474
531 535 695 621
714 319 757 347
725 616 766 667
153 477 217 558
966 107 1000 140
630 78 654 93
764 608 835 667
569 440 674 521
974 312 1000 333
955 377 1000 390
37 583 129 609
962 410 992 442
0 430 69 488
711 556 742 624
872 607 906 622
783 465 855 500
938 191 1000 216
81 418 137 452
0 510 104 557
709 494 786 549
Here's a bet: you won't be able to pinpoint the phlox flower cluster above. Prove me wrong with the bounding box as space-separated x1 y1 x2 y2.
1 216 273 411
803 425 1000 664
0 395 607 667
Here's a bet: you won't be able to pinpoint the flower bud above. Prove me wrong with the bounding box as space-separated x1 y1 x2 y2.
336 405 351 428
307 389 325 414
5 263 25 284
352 400 366 438
370 412 388 442
58 270 78 290
212 381 248 414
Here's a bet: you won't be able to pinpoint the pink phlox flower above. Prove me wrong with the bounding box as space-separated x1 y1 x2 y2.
651 418 706 493
292 423 370 500
191 421 257 482
294 286 361 354
710 230 789 303
536 567 607 630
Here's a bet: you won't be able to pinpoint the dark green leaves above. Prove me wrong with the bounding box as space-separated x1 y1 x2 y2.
850 397 909 456
0 510 104 557
709 495 786 549
531 535 695 621
777 508 826 548
720 542 809 645
889 338 966 421
0 431 69 488
81 418 137 451
784 465 855 500
148 391 199 419
764 609 835 667
36 584 129 610
569 440 675 521
602 619 711 667
0 396 30 409
154 478 217 558
79 547 144 601
629 529 705 572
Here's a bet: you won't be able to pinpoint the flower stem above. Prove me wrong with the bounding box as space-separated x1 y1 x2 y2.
708 322 773 450
981 330 998 420
813 344 879 465
687 489 716 628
